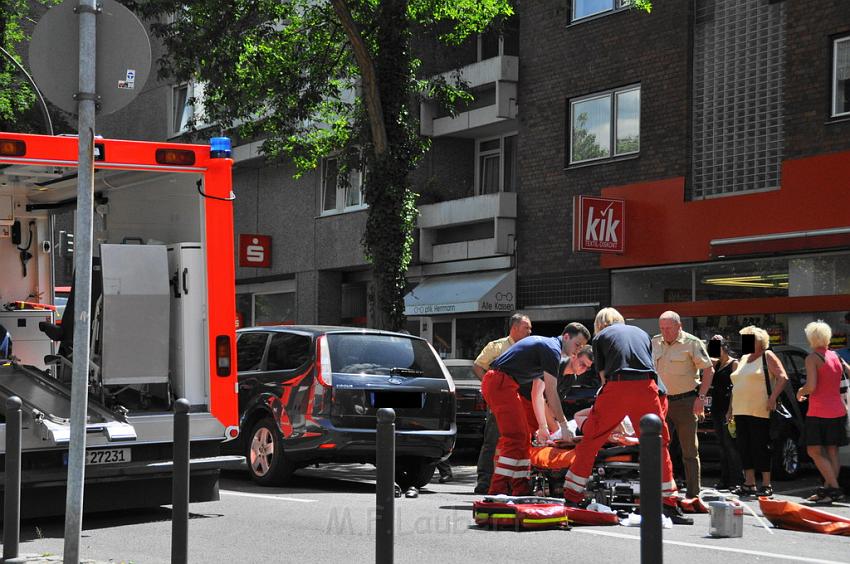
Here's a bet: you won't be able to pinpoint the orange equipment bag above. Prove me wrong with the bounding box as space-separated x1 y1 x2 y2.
759 498 850 536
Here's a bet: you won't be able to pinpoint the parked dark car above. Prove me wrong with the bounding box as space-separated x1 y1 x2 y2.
699 344 810 480
228 326 456 489
442 359 486 449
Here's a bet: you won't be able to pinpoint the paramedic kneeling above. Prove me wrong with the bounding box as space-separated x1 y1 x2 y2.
482 322 591 495
563 308 693 525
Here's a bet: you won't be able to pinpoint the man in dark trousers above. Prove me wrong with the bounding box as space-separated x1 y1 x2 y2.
562 308 693 525
482 322 590 496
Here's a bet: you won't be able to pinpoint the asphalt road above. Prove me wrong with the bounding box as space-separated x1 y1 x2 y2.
7 456 850 564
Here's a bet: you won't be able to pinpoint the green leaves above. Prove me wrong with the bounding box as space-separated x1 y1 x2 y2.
122 0 514 328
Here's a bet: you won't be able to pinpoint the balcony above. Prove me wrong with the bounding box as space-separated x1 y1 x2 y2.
420 55 518 138
418 192 516 263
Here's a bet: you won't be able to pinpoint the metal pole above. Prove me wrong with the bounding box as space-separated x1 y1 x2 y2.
375 408 395 564
3 396 23 562
640 414 663 564
64 1 98 562
172 399 190 564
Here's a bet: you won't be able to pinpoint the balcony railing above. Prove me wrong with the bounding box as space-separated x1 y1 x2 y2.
420 55 518 138
418 192 516 263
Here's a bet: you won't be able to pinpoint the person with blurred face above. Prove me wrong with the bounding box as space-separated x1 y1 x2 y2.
652 311 714 499
727 325 788 498
707 335 743 490
473 314 533 493
481 322 590 495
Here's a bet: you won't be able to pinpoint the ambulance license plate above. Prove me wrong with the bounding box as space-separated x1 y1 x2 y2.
81 448 131 465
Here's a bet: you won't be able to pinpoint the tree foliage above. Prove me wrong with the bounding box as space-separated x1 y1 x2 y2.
122 0 514 329
1 0 70 133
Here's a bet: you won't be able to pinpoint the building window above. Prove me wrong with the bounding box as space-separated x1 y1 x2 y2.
171 82 207 136
477 15 519 61
572 0 632 22
476 133 517 195
569 86 640 165
833 36 850 117
320 156 365 214
691 0 784 198
253 292 296 326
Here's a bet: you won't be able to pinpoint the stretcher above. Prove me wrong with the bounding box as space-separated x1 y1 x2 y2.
529 437 642 513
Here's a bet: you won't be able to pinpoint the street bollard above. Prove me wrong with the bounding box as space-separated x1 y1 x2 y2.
639 413 663 564
172 399 190 564
375 408 396 564
3 396 22 563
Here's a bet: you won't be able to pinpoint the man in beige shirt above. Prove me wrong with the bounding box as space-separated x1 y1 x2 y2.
473 313 532 494
652 310 714 498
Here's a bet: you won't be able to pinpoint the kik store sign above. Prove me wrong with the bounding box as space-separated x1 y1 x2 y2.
573 195 625 254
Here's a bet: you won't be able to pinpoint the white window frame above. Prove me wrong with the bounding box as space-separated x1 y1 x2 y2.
832 36 850 118
569 84 640 166
474 132 518 195
572 0 632 23
170 81 208 137
320 155 366 216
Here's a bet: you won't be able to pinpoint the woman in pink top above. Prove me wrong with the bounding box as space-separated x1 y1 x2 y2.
797 321 848 504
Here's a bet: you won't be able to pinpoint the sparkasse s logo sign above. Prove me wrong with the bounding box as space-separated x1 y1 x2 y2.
239 234 272 268
573 196 625 253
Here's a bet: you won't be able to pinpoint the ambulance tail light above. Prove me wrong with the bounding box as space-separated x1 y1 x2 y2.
0 139 26 157
215 335 231 376
315 335 333 387
155 148 196 166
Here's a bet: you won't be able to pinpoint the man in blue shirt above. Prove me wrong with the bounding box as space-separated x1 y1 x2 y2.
482 322 590 495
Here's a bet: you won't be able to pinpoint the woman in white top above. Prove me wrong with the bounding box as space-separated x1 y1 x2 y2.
726 326 788 497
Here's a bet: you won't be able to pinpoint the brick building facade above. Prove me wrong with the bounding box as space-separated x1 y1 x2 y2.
81 0 850 355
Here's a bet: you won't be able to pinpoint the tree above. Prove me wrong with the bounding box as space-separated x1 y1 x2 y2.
122 0 516 330
1 1 71 134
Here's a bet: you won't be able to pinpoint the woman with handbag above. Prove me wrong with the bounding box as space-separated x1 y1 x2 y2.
726 325 789 497
796 321 848 504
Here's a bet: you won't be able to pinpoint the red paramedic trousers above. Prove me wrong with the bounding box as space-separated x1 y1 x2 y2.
481 369 538 495
563 379 679 506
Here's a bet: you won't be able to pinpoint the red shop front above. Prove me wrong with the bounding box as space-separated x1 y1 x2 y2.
596 150 850 351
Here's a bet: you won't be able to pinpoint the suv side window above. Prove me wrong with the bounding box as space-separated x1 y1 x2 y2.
266 333 312 371
237 332 270 372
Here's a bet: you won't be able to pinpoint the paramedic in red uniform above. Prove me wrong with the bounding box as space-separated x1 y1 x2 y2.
482 322 591 495
562 308 693 525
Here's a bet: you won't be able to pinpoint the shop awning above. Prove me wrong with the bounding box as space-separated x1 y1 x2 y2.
404 270 515 316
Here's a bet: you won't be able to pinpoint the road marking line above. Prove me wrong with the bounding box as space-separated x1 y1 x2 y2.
571 529 847 564
220 490 317 503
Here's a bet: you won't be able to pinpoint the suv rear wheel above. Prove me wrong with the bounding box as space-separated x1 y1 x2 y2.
247 417 295 486
395 457 437 490
772 435 802 481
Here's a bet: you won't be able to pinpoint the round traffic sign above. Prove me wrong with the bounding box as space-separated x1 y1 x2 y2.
29 0 152 116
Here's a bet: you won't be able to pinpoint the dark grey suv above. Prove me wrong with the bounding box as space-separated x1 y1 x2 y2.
228 326 456 489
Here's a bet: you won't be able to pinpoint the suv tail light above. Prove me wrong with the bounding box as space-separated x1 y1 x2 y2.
315 335 333 387
473 392 487 412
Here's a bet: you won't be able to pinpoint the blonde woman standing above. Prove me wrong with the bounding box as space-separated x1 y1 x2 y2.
797 321 848 504
726 326 789 497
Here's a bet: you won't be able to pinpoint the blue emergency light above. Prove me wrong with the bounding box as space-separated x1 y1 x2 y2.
210 137 232 158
